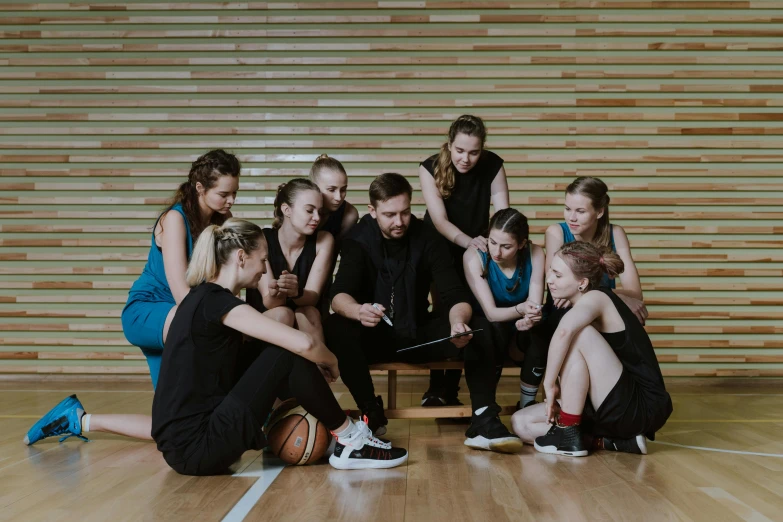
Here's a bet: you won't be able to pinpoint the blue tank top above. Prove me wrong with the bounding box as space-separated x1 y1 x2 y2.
476 246 533 307
559 222 616 289
127 203 193 303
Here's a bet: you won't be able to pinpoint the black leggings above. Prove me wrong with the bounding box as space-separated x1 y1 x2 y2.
165 344 346 476
487 321 549 386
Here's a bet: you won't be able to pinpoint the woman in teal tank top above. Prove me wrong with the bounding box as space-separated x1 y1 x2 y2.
464 209 547 410
24 150 242 445
544 176 647 325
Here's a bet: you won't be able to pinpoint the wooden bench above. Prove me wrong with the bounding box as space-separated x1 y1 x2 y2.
368 361 519 419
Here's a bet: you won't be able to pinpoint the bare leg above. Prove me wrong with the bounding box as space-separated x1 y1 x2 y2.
81 305 178 441
568 326 624 410
511 326 624 443
263 306 295 327
84 414 152 440
511 403 550 444
294 305 326 344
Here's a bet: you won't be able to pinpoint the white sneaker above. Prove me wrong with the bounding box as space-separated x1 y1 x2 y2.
329 420 408 470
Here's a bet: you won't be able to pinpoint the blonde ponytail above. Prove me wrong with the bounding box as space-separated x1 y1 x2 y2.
186 224 220 287
186 218 264 286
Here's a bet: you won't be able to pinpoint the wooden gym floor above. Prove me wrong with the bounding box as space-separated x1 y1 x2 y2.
1 376 781 522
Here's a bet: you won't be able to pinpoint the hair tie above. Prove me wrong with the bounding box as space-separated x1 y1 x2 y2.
599 255 605 266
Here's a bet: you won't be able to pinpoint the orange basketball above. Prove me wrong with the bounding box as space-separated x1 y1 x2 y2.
264 402 332 465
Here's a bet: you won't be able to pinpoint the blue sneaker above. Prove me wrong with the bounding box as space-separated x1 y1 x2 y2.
24 394 88 445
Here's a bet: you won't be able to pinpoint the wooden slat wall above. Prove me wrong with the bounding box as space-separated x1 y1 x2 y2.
1 0 781 378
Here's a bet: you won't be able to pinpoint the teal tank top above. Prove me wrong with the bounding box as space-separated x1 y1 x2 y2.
559 222 616 289
127 203 193 303
477 246 533 307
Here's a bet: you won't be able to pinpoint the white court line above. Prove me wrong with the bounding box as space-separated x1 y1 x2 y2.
650 440 783 458
222 455 286 522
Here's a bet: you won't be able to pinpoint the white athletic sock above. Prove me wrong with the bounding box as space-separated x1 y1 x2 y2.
520 383 539 408
333 418 357 440
81 413 92 433
474 406 488 416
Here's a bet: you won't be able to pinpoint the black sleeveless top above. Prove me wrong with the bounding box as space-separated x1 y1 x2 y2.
420 150 504 283
421 150 504 241
319 201 347 238
246 228 318 312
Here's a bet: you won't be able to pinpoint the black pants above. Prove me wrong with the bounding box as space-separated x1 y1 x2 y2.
165 344 346 476
325 313 498 412
487 320 549 386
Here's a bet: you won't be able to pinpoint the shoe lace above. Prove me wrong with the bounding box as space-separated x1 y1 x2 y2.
45 416 88 443
358 418 390 448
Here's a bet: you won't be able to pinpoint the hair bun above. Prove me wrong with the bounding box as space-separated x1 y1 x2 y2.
315 153 330 161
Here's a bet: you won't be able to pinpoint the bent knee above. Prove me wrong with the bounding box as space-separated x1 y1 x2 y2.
572 325 603 349
266 306 295 327
295 305 322 324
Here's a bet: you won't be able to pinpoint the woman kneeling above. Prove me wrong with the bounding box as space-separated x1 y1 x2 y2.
152 218 406 475
511 242 672 457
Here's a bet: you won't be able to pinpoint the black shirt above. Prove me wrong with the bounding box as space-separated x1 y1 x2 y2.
246 228 317 312
319 201 347 238
599 288 672 416
330 219 470 325
151 283 246 461
421 149 504 240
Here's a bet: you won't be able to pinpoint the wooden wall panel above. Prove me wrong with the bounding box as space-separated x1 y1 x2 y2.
0 0 781 377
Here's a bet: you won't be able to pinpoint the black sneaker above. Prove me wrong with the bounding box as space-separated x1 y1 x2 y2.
534 423 588 457
329 419 408 470
422 386 463 407
603 434 648 455
464 405 524 454
421 392 447 407
360 395 388 437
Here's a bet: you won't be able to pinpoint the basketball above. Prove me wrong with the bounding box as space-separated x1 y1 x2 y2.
264 401 332 465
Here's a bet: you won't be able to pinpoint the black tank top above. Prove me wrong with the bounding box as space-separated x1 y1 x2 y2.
600 330 626 350
320 201 347 238
246 228 318 312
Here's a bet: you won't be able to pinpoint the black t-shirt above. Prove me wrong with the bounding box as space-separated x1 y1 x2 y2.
420 149 504 240
330 220 470 324
151 283 246 460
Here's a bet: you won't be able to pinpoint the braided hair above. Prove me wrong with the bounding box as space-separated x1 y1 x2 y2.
481 208 530 293
165 149 241 239
186 218 265 286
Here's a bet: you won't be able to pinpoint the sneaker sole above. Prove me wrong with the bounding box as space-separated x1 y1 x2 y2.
533 442 588 457
636 434 648 455
328 452 408 470
464 435 524 454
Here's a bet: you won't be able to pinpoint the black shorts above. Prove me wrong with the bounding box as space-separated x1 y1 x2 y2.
583 370 672 440
162 393 266 476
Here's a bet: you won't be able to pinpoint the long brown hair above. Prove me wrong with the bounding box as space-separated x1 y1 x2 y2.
272 178 321 229
566 176 611 248
557 241 624 291
434 114 487 199
165 149 241 239
483 208 529 292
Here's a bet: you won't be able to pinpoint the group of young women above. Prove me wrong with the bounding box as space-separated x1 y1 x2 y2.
24 115 672 472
